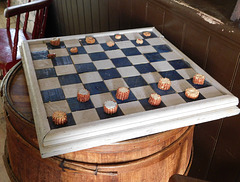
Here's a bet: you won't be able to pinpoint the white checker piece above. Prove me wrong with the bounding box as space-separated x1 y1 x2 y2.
91 93 115 108
72 109 100 124
104 78 128 91
33 59 53 69
119 101 145 115
128 55 149 65
131 86 155 100
62 83 84 98
161 93 186 106
117 66 140 77
151 61 174 72
141 72 162 84
106 50 125 59
71 54 92 64
115 41 135 49
94 59 115 70
55 64 77 76
84 44 104 53
79 71 102 84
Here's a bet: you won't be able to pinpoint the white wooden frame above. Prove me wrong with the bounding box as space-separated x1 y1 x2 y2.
21 27 240 158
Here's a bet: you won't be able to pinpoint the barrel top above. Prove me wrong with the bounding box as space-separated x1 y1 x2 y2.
5 63 34 123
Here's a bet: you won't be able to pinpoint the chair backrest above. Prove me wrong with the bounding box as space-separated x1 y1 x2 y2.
4 0 53 62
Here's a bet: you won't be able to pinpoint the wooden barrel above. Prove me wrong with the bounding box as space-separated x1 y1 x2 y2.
3 63 194 182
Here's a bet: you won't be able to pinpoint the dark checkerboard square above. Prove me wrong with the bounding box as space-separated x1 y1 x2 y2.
139 98 166 111
111 90 137 104
52 56 72 66
89 52 108 61
141 32 157 39
179 92 206 102
46 42 66 49
187 79 211 89
96 107 124 120
58 74 81 85
41 88 65 103
75 63 97 73
131 39 150 47
98 68 121 80
168 59 191 70
122 47 141 56
124 76 148 88
35 68 57 79
67 46 87 55
48 113 76 130
79 38 99 45
84 81 109 95
67 97 94 112
134 63 156 74
110 34 128 42
111 57 132 67
159 70 184 81
150 83 176 96
144 52 165 62
31 51 49 60
101 43 119 51
153 45 172 53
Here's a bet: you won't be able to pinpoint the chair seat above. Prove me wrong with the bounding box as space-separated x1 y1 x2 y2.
0 28 32 64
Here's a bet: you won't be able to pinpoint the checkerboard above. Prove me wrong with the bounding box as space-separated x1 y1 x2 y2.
30 31 222 130
21 27 239 158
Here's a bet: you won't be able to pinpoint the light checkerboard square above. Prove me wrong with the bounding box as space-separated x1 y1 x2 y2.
151 61 174 72
84 44 104 53
104 78 128 91
161 93 186 106
117 66 140 77
119 101 145 115
71 54 92 64
49 48 69 57
63 39 81 47
130 85 155 100
106 50 125 59
55 64 77 76
62 83 84 98
116 41 135 49
91 92 115 108
38 77 60 91
33 59 53 69
128 55 149 65
72 109 100 124
94 59 115 70
79 71 102 84
125 32 143 40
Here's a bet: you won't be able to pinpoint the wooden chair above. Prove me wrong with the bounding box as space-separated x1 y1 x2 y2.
0 0 52 77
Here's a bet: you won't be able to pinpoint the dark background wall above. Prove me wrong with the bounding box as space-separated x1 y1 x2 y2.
46 0 240 181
